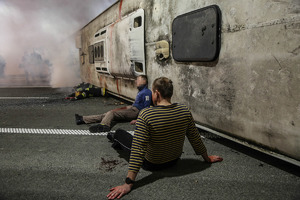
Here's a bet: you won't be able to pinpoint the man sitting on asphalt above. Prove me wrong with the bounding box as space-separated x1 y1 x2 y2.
75 75 152 133
106 77 223 199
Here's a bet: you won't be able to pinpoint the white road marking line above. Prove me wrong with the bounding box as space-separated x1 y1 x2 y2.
0 127 135 136
0 97 49 100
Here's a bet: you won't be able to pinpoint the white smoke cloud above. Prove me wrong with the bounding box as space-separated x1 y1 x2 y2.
0 55 5 77
0 0 116 87
19 49 51 85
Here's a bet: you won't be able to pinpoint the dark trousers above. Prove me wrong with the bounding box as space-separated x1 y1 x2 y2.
113 129 178 171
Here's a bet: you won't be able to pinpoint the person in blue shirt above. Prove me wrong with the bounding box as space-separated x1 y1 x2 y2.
75 75 152 132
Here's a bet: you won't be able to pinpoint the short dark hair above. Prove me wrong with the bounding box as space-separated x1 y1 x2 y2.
138 75 148 85
152 77 173 99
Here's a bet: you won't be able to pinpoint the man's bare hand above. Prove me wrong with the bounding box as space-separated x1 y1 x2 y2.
208 155 223 163
130 120 137 125
107 184 132 199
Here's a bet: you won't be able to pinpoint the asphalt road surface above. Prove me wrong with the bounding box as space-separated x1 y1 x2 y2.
0 87 299 200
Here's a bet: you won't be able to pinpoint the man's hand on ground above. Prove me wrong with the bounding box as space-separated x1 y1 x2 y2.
208 155 223 163
107 184 132 199
130 120 137 125
201 152 223 163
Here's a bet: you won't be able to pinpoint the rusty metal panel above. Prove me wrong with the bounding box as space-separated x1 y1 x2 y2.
104 9 145 78
129 9 145 76
106 16 133 78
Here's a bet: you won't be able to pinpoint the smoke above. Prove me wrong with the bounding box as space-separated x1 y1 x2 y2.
19 49 51 85
0 55 5 77
0 0 116 87
50 38 81 87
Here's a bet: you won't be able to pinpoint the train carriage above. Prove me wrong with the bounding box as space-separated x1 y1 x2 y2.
76 0 300 163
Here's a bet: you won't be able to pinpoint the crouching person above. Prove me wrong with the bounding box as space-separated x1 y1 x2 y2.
106 77 223 199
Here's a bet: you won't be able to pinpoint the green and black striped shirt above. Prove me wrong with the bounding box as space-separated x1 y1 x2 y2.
129 103 207 172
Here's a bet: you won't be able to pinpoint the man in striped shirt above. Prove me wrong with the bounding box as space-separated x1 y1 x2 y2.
107 77 223 199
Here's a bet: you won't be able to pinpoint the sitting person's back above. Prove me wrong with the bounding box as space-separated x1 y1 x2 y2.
130 103 207 172
107 77 223 199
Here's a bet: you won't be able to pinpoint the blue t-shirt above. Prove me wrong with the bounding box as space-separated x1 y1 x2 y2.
132 85 152 110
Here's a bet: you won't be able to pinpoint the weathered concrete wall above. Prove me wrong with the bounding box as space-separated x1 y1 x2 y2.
78 0 300 160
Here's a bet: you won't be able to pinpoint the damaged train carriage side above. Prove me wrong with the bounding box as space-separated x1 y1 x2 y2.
76 0 300 163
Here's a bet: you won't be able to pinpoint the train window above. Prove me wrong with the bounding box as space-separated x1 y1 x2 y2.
101 30 106 35
88 45 94 64
94 47 98 58
134 62 143 72
101 44 104 58
172 5 221 62
134 16 142 28
99 42 104 61
94 41 105 62
80 52 86 65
